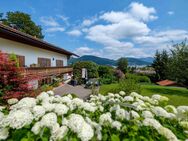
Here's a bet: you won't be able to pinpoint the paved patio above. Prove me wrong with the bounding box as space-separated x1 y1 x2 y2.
53 84 93 99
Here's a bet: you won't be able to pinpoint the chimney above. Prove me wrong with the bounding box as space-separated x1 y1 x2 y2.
10 24 18 30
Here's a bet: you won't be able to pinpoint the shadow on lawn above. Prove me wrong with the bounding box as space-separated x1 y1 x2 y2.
143 86 188 97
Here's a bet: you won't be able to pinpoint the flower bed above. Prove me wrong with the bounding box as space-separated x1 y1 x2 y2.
0 91 188 141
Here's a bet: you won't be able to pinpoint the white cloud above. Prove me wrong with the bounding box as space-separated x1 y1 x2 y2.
90 18 150 40
58 15 69 21
38 2 186 59
103 46 149 58
84 2 155 58
129 2 158 21
82 19 93 26
131 29 188 56
74 46 102 56
40 16 67 33
81 2 187 58
57 15 69 25
100 11 131 23
100 2 157 23
86 2 156 41
82 19 96 27
76 29 188 59
40 17 59 27
45 27 65 32
167 11 174 15
67 29 82 37
74 45 148 59
134 30 188 45
82 16 98 27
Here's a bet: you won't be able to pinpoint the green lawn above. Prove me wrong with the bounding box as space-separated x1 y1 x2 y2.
99 84 188 106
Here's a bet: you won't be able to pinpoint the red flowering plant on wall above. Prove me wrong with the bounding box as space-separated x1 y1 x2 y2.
0 51 37 99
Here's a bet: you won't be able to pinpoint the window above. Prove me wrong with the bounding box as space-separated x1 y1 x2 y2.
8 54 25 67
38 57 51 67
56 60 64 67
17 55 25 67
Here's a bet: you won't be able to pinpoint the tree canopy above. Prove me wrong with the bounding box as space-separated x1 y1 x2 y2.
73 61 99 84
117 57 128 73
152 40 188 86
0 11 44 39
152 50 169 80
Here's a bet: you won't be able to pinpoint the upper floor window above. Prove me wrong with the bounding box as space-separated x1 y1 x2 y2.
38 57 51 67
56 60 63 67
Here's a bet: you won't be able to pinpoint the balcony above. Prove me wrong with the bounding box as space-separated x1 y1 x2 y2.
25 66 73 77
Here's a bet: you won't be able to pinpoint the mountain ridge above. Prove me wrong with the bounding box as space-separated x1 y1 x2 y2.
68 55 154 66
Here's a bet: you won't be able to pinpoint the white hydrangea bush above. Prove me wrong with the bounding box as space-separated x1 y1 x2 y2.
0 90 188 141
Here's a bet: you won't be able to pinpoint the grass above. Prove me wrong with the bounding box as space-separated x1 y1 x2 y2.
99 83 119 95
141 84 188 106
99 83 188 106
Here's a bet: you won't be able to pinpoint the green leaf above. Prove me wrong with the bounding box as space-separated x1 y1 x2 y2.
21 138 28 141
57 116 62 124
102 133 108 141
123 139 129 141
70 137 78 141
111 134 120 141
41 137 48 141
24 124 31 129
11 129 28 141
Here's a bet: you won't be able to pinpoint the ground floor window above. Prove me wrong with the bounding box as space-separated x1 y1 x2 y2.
17 55 25 67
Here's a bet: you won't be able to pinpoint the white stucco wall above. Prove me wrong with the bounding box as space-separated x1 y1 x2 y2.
0 37 68 67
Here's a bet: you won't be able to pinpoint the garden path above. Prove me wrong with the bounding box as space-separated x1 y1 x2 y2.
53 84 92 100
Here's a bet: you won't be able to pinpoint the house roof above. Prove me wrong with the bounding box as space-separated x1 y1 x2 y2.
0 23 78 57
156 79 177 86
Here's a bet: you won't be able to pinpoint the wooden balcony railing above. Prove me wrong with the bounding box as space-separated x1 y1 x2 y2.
25 66 73 77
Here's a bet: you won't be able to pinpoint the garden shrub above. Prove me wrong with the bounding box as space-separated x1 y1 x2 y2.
9 53 19 67
102 79 141 94
63 93 78 98
52 77 62 87
0 91 187 140
98 66 116 84
41 84 53 92
114 69 125 81
126 73 151 84
0 51 36 99
118 79 141 94
99 74 116 84
98 65 113 77
73 61 98 84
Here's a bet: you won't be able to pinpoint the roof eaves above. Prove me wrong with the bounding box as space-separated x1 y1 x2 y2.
0 23 78 57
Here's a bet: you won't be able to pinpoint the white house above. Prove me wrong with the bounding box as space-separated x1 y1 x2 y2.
0 23 77 87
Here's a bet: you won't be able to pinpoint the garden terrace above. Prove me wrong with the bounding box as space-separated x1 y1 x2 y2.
25 66 73 77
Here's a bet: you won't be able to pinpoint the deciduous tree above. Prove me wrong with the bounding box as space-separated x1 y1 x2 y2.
73 61 98 84
152 40 188 86
152 50 169 80
1 11 44 39
117 57 128 73
0 51 36 99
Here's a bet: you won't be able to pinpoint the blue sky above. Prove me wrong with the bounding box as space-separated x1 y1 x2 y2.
1 0 188 59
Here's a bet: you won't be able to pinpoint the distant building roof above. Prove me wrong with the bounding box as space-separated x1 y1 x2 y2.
0 23 78 57
134 69 156 75
157 80 177 86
